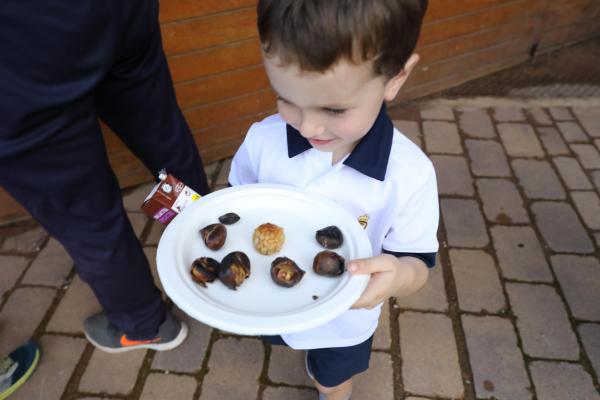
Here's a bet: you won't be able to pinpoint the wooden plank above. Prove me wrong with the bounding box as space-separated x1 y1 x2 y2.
184 88 276 131
0 189 28 223
397 55 529 102
543 0 597 28
419 0 542 46
542 0 599 30
424 0 515 22
101 124 129 153
168 39 262 83
100 85 273 154
175 65 268 109
162 8 257 56
192 112 273 148
538 15 600 52
159 0 256 23
545 0 591 13
409 39 531 88
107 155 153 188
417 16 537 65
200 137 246 165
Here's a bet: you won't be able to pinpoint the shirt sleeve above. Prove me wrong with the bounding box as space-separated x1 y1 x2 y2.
228 132 258 186
382 163 439 256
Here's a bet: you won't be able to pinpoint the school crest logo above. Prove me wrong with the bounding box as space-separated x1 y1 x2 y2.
358 214 369 229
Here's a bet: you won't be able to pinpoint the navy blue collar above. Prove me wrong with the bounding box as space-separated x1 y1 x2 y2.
286 104 393 181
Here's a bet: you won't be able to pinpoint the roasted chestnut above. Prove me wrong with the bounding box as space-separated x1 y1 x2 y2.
218 212 240 225
270 257 305 288
200 223 227 250
190 257 220 287
253 223 285 255
313 251 345 277
315 226 344 249
219 251 251 290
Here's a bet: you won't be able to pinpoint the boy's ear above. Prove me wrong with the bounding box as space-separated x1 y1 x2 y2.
383 53 420 101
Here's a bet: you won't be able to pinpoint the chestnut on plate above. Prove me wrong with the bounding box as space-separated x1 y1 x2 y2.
219 251 251 290
315 225 344 249
190 257 220 287
270 257 305 288
313 250 345 277
200 223 227 250
253 222 285 255
218 212 240 225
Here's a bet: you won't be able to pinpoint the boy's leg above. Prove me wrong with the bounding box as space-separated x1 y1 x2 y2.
306 336 374 400
94 0 209 195
314 379 352 400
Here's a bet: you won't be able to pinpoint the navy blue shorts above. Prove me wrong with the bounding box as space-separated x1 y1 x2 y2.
262 335 374 387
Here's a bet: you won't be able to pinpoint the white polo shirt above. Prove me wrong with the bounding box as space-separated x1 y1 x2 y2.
229 105 439 349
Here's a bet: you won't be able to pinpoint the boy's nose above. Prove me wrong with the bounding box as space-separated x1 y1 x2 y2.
298 117 325 138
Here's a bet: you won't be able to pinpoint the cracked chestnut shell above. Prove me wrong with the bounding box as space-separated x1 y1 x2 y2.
190 257 220 287
218 212 240 225
313 251 345 277
270 257 305 288
315 226 344 249
200 223 227 250
219 251 251 290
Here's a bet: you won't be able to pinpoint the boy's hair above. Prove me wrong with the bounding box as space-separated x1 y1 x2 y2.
257 0 428 78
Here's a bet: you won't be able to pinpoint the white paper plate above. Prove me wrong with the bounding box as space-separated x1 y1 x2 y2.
157 183 371 335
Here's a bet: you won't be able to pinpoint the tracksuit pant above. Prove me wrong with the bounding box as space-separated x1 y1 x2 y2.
0 0 208 338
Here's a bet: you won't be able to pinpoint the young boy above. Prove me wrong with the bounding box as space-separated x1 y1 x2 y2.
229 1 437 399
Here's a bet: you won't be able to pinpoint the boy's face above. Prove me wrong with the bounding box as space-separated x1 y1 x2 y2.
263 53 417 163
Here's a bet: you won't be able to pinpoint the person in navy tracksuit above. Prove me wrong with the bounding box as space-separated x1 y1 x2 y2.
0 0 208 352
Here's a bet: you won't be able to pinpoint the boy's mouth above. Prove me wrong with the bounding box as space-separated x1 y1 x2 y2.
309 138 335 146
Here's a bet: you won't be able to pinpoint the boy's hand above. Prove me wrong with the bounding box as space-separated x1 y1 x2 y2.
348 254 429 310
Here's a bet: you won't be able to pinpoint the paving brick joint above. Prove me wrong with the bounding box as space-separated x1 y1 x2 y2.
2 98 600 400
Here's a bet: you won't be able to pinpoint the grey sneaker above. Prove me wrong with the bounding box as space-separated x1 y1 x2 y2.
84 312 188 353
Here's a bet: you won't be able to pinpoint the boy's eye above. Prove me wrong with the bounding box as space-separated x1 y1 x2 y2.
324 108 346 115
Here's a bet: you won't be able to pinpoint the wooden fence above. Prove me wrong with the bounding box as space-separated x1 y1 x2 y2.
2 0 599 222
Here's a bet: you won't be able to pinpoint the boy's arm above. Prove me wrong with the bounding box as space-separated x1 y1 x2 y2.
351 160 438 309
349 254 429 309
228 129 258 186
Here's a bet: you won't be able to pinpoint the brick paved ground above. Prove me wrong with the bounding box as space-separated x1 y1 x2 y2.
1 97 600 400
